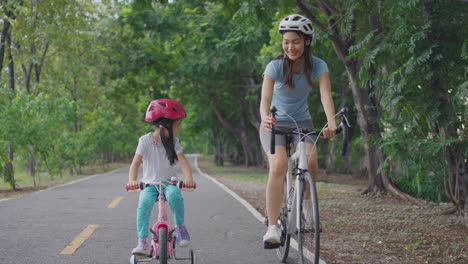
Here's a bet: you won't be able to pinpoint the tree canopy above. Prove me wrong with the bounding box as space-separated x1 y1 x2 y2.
0 0 466 226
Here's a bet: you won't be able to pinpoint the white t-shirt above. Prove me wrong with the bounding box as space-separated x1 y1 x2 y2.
135 132 183 184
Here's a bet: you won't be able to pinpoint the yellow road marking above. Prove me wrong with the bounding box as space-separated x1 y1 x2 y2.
60 224 99 255
108 196 124 208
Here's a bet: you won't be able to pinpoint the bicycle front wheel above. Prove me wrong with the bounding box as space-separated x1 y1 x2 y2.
158 227 168 264
276 207 291 262
299 172 320 264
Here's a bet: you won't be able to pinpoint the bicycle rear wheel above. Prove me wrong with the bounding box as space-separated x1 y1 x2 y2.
299 172 320 264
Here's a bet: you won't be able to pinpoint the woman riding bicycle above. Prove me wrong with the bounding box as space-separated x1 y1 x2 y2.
127 98 195 255
259 14 337 248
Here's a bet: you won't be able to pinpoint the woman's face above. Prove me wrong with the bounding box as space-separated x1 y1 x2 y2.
282 31 309 61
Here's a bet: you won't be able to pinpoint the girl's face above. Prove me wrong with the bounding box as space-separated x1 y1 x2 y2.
282 31 310 61
172 120 182 136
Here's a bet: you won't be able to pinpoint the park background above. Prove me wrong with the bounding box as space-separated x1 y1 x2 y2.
0 0 466 249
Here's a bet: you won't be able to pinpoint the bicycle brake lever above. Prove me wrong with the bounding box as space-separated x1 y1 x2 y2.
337 108 351 128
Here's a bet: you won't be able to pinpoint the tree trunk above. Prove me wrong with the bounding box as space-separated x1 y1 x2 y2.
5 143 15 190
4 27 16 190
21 63 33 94
344 65 381 190
213 127 224 166
340 146 353 174
0 3 11 73
213 106 256 166
325 139 336 174
0 2 14 188
445 146 468 227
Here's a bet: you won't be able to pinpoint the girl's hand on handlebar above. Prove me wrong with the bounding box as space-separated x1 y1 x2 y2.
262 115 276 132
183 179 195 188
127 180 139 191
321 122 337 139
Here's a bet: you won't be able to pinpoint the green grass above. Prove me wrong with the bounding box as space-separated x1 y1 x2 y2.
1 162 128 190
197 155 268 184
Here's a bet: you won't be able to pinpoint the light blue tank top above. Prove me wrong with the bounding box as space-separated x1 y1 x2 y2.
264 56 329 122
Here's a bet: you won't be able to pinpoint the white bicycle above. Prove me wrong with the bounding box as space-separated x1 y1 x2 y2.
267 106 351 264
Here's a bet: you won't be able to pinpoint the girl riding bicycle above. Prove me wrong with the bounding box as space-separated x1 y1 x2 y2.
259 14 337 248
127 98 195 255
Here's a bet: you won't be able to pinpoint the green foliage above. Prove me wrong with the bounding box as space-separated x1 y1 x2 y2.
0 0 465 204
378 134 451 202
350 0 467 202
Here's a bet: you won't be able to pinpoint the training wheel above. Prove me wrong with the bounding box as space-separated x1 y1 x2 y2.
189 248 195 264
129 254 138 264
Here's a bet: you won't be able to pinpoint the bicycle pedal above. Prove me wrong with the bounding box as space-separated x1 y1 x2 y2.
132 253 151 259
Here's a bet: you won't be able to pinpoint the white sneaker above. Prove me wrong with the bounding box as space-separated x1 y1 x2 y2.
131 239 148 255
263 225 280 249
131 245 148 255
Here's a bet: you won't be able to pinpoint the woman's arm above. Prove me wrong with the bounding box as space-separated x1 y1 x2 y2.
177 152 194 187
318 73 337 138
260 74 276 131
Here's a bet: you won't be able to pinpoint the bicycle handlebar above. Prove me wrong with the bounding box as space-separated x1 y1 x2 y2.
126 177 197 192
269 106 351 156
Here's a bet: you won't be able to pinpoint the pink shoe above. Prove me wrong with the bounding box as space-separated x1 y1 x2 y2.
175 225 191 247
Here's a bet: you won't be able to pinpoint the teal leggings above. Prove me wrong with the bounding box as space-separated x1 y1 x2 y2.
136 185 185 239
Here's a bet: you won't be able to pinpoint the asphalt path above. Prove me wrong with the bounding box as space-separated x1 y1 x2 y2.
0 155 308 264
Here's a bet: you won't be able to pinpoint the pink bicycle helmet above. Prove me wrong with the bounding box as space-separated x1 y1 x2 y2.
145 98 187 123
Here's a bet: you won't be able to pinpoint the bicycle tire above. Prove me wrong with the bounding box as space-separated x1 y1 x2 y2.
302 172 320 264
298 177 306 264
276 177 291 262
158 227 168 264
276 207 291 262
190 248 195 264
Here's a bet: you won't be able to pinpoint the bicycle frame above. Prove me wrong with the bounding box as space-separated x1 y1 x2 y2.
152 182 173 259
285 140 312 235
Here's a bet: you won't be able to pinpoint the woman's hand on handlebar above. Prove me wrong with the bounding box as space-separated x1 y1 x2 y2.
321 120 337 139
262 115 276 132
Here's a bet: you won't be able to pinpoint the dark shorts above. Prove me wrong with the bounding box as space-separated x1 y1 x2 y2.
259 120 316 154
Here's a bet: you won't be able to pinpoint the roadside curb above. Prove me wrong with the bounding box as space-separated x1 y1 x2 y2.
192 154 327 264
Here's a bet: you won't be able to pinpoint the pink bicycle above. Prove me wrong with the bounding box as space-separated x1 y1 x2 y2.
126 178 196 264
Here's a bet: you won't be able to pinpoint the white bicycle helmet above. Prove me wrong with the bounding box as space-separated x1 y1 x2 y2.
278 14 315 37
